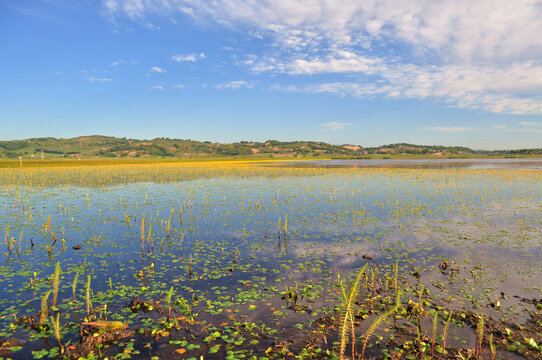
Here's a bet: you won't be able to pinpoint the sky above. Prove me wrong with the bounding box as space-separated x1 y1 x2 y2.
1 0 541 149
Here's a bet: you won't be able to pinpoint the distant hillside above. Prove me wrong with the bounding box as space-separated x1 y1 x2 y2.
0 136 540 159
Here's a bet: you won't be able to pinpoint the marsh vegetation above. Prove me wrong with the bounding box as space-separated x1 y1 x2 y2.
0 161 540 359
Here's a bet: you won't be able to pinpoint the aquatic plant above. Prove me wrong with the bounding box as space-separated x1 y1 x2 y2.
140 216 145 254
86 275 92 318
489 333 496 360
51 261 60 307
360 291 401 360
189 253 193 278
431 310 439 359
338 263 368 360
166 286 174 321
50 312 63 353
439 310 453 359
3 223 11 255
80 320 127 338
71 269 79 302
39 290 51 325
46 215 58 244
475 313 484 356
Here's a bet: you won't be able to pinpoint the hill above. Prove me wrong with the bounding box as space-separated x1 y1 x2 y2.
0 136 540 159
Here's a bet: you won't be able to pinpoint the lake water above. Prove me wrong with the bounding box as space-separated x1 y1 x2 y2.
0 161 540 359
268 158 542 170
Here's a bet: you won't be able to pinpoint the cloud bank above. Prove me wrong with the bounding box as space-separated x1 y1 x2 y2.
103 0 542 114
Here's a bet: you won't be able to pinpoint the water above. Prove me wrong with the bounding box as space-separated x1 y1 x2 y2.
268 158 542 169
0 162 540 359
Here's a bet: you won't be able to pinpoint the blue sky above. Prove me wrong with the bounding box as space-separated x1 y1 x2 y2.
1 0 541 149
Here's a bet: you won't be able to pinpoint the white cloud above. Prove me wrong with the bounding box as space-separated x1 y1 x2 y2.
150 66 166 73
495 127 542 134
215 80 253 89
171 53 205 62
520 121 541 126
423 126 476 133
103 0 542 114
274 62 542 114
172 84 185 89
318 121 351 131
151 85 164 90
103 0 542 63
89 77 112 82
492 125 507 129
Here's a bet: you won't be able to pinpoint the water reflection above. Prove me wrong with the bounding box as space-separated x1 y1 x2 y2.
267 158 542 170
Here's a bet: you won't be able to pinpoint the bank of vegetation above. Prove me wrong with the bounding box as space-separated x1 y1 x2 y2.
0 136 540 160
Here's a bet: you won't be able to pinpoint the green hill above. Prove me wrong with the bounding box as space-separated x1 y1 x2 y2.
0 136 540 159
